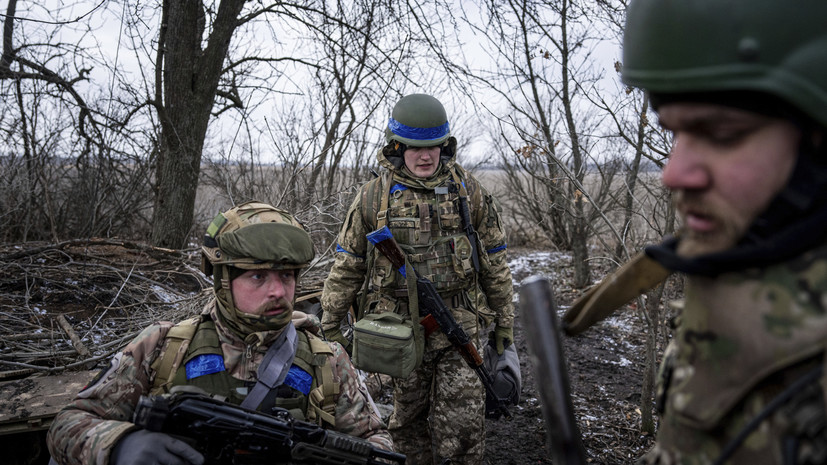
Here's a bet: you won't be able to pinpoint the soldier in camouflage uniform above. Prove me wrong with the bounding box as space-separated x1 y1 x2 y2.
46 201 393 465
321 94 515 465
617 0 827 463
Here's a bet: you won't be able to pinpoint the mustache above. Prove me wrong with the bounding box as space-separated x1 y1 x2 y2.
256 297 293 315
673 191 713 216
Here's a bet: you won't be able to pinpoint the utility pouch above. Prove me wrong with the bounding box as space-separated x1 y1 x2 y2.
352 312 422 378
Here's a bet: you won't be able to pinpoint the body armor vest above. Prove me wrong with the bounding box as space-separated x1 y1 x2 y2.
151 317 336 425
361 168 481 317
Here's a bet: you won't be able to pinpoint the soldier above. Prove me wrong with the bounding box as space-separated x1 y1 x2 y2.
619 0 827 463
46 201 393 465
321 93 516 464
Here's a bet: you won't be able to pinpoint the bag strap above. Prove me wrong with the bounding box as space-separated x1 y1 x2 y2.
150 316 200 393
305 334 339 427
376 171 392 230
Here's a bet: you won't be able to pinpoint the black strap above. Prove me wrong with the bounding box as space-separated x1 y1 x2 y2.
239 324 298 410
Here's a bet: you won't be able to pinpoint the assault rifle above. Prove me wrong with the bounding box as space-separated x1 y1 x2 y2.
133 391 407 465
519 276 586 465
366 226 513 420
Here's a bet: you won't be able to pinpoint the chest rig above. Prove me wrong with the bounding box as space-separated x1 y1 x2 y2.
359 166 483 317
150 316 338 426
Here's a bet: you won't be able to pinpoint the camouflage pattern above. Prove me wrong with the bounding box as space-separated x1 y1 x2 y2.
46 302 393 465
322 142 513 465
322 141 514 336
389 338 486 465
640 245 827 464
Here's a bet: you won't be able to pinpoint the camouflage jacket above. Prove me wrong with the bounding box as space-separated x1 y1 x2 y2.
46 302 393 465
641 245 827 464
321 142 515 349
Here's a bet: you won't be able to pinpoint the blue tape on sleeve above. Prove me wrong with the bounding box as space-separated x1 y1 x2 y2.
487 244 507 254
336 243 365 259
185 354 226 380
283 365 313 395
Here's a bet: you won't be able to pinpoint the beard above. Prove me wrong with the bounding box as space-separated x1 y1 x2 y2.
238 297 295 333
673 191 750 258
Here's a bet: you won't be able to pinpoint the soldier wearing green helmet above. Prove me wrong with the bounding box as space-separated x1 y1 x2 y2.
614 0 827 463
46 201 394 465
322 94 517 464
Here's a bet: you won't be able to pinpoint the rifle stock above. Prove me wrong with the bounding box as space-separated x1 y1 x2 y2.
133 391 406 465
519 276 586 465
367 226 512 419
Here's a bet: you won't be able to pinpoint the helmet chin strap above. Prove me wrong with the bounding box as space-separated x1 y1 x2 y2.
213 264 294 340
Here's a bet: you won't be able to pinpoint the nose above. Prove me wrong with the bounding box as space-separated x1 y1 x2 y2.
265 272 287 300
661 134 711 191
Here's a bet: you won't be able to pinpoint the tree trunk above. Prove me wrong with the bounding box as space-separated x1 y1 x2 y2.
616 94 649 261
150 0 246 248
640 282 664 435
559 0 591 288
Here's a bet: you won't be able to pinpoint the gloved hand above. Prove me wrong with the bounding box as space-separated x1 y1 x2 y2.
490 325 513 355
110 429 204 465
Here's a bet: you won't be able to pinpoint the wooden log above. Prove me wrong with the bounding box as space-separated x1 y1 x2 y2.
55 315 91 359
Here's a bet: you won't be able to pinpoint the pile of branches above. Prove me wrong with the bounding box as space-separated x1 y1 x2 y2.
0 239 212 380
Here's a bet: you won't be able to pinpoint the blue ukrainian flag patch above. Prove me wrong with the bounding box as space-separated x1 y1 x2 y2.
283 365 313 395
185 354 226 380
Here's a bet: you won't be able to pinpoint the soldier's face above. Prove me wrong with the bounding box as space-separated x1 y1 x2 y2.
230 269 296 316
658 102 800 257
403 145 440 178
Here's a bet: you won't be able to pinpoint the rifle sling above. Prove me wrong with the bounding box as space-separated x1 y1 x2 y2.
240 323 298 410
563 252 671 335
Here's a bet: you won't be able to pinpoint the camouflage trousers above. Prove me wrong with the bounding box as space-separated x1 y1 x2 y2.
388 344 485 465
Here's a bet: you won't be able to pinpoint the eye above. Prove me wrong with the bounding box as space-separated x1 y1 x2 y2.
703 126 754 146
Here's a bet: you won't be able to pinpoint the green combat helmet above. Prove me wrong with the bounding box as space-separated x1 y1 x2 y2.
201 201 314 278
201 201 315 336
621 0 827 127
622 0 827 274
385 93 451 147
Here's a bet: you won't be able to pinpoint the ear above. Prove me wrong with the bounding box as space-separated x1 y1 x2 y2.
440 137 457 162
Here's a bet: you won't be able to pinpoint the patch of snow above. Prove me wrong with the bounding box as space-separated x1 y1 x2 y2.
152 285 178 303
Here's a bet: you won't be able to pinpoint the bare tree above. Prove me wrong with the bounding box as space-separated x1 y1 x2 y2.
0 0 155 243
471 0 624 288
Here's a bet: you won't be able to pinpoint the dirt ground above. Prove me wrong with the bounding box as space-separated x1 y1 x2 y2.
0 241 661 464
483 249 657 465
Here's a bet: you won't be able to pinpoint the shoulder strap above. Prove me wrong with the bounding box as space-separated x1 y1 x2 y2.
304 333 339 427
360 173 389 232
150 316 201 393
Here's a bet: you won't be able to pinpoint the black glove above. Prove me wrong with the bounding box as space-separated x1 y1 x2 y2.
110 429 204 465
